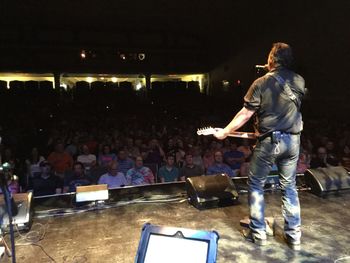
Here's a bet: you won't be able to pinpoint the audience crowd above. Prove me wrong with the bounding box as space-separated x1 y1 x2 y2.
0 86 349 197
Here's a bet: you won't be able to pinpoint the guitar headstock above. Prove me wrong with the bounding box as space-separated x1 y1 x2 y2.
197 127 220 136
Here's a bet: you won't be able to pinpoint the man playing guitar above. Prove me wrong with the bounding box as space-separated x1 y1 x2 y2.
201 43 306 250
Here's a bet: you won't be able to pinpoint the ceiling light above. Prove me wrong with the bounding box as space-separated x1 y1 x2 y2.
80 50 86 59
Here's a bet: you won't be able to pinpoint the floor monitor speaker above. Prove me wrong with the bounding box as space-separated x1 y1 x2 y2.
304 166 350 196
186 174 238 209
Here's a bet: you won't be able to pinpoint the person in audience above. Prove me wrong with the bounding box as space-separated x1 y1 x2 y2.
158 155 179 183
221 138 232 154
98 144 116 168
310 146 328 168
63 162 91 193
174 139 186 168
202 148 214 171
164 138 176 155
134 138 144 154
25 147 45 179
77 144 97 174
111 139 122 154
340 145 350 170
296 147 311 173
209 140 222 153
223 141 245 174
239 155 251 177
339 130 350 150
325 141 340 166
339 145 350 172
140 147 150 162
2 147 20 177
191 146 204 169
98 161 128 188
125 137 140 158
301 136 313 157
86 134 98 155
65 135 80 159
47 141 74 179
145 139 165 167
207 151 235 177
117 149 134 175
237 139 253 160
185 135 196 149
0 163 20 194
320 136 329 148
126 156 154 185
179 153 204 181
46 129 61 154
28 161 62 196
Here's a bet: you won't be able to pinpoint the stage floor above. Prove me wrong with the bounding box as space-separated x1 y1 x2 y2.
2 184 350 263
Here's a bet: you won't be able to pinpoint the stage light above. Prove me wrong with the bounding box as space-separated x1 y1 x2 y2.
222 80 230 91
138 53 146 61
136 82 142 90
86 77 93 83
120 53 126 60
135 223 219 263
80 50 86 59
111 77 118 83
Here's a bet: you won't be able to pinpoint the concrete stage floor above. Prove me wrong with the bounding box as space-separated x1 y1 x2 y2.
2 183 350 263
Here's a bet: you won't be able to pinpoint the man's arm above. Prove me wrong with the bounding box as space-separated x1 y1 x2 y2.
214 107 255 140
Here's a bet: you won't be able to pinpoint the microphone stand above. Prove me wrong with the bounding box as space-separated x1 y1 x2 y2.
0 174 17 263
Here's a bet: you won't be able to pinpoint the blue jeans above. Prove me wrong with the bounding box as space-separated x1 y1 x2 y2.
248 133 301 242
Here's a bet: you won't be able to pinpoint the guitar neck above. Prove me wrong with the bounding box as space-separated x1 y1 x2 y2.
227 132 256 139
196 127 257 139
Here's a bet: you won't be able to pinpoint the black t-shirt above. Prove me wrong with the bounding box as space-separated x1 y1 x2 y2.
180 164 204 179
310 157 328 169
29 175 63 196
64 174 91 193
244 67 305 135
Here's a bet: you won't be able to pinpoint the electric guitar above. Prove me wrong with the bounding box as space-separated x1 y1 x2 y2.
197 127 256 139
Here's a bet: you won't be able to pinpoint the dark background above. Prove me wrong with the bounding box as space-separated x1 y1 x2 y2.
0 0 350 105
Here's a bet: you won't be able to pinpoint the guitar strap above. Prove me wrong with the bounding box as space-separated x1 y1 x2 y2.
257 73 302 141
267 72 299 108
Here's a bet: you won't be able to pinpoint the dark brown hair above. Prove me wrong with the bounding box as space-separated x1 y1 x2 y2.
269 42 294 69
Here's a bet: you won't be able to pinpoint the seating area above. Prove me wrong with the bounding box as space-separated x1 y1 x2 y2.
0 80 349 197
